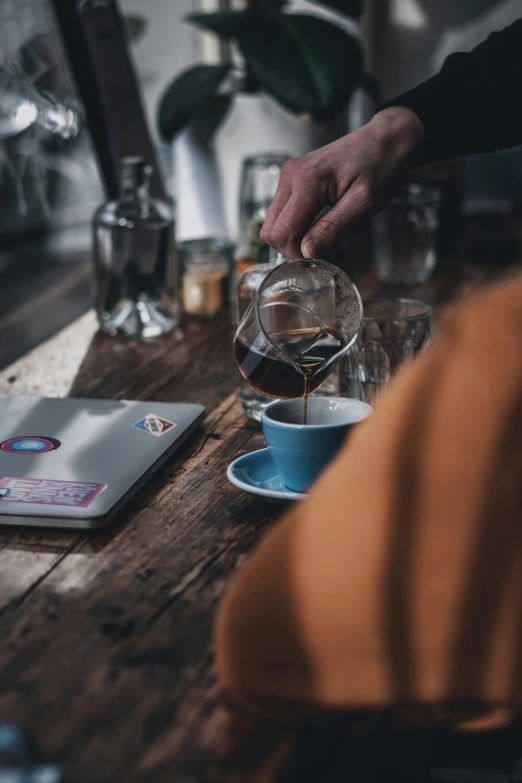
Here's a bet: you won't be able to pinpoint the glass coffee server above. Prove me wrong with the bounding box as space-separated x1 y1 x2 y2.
234 258 362 421
236 247 284 420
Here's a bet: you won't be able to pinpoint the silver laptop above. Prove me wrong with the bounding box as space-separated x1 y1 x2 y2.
0 396 205 529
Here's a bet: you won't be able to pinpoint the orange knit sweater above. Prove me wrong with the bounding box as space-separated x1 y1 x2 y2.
216 274 522 719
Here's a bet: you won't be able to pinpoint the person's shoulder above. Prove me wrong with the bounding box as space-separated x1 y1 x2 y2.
441 273 522 345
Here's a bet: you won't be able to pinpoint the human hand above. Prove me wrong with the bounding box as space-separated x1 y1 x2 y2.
260 106 425 259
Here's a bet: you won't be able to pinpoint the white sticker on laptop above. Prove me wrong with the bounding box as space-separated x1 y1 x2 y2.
0 477 108 507
133 414 177 438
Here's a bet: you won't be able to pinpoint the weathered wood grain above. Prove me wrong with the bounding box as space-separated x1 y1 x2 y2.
0 254 92 372
0 257 503 781
0 312 98 398
0 321 292 782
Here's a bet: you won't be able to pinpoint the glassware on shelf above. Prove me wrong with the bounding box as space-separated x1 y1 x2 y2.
93 156 180 338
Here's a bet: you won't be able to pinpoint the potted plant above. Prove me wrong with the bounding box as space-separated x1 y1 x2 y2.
158 0 377 242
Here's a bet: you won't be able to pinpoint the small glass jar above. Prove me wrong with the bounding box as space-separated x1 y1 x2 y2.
179 239 234 318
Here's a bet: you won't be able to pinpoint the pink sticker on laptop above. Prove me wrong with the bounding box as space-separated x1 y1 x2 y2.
0 477 108 508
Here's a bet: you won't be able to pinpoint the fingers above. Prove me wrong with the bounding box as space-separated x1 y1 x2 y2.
267 188 328 258
260 160 329 258
301 181 373 258
260 157 329 258
260 151 378 258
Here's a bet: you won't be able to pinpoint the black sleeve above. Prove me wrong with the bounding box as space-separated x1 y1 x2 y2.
380 19 522 164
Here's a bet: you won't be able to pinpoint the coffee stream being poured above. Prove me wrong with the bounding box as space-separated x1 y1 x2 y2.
233 259 363 423
233 325 346 423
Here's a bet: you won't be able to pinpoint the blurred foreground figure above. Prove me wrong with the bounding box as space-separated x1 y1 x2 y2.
217 274 522 719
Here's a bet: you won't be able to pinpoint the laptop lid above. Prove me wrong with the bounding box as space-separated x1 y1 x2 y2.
0 396 205 524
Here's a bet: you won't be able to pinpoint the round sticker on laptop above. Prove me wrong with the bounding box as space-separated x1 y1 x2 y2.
0 436 61 454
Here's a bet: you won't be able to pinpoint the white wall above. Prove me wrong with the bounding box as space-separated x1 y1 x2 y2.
369 0 502 99
119 0 200 141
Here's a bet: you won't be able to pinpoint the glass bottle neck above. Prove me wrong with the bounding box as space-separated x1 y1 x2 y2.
120 180 149 202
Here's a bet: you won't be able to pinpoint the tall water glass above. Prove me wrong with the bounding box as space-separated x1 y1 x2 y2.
238 154 289 269
345 298 431 404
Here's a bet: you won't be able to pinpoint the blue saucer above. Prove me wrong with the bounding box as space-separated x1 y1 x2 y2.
227 448 306 502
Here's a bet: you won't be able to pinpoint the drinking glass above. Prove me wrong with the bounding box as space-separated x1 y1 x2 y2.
345 298 431 404
238 154 289 269
373 182 441 284
234 259 362 418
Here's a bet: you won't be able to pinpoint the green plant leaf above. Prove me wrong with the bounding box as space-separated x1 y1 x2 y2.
308 0 363 19
186 11 246 38
236 13 364 121
157 63 230 141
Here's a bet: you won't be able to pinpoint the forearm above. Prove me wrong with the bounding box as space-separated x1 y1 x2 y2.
381 20 522 163
365 105 425 169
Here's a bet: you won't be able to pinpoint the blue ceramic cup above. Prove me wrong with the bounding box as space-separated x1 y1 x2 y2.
261 397 372 493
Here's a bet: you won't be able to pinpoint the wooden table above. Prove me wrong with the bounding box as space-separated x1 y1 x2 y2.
0 263 512 782
0 248 92 372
